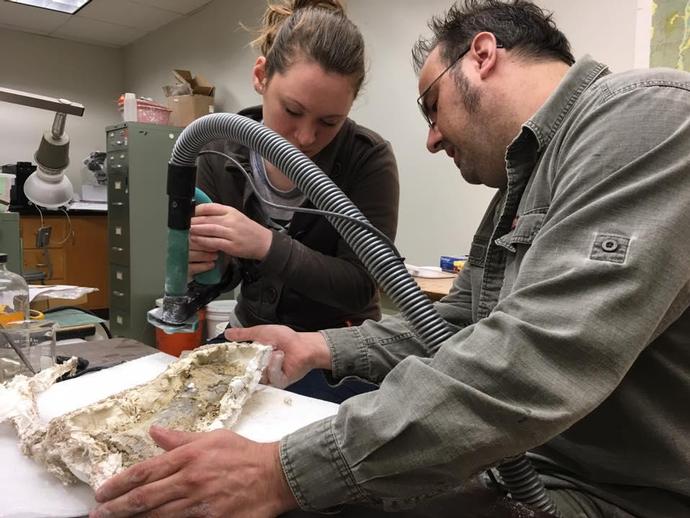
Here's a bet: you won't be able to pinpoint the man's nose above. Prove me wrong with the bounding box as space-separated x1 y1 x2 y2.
426 124 444 153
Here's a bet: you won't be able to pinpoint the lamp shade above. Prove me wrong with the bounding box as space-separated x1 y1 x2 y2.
23 169 74 209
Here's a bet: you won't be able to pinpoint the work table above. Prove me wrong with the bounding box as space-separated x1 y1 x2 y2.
414 275 456 301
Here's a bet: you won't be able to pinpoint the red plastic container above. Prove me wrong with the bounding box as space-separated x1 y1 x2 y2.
117 96 171 125
155 308 206 357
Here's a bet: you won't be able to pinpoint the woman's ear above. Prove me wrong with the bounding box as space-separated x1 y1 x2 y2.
252 56 268 94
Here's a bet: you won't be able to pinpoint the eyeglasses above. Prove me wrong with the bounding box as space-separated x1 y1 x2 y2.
417 42 503 128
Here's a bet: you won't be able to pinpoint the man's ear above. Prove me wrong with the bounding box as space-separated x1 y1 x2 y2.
252 56 268 94
468 32 500 80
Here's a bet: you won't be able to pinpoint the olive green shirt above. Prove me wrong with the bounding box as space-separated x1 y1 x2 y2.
279 57 690 517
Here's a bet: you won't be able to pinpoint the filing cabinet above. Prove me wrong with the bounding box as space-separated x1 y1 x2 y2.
106 122 182 345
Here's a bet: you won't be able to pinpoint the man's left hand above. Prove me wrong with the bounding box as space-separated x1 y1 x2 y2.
90 426 296 518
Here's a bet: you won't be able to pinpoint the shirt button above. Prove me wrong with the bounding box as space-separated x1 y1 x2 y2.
601 239 619 252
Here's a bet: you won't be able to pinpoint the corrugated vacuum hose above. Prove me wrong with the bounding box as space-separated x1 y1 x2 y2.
168 113 559 515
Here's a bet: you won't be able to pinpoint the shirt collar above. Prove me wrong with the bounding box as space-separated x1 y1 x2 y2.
522 55 610 153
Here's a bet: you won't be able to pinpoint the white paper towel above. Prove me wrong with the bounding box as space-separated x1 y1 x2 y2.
1 352 338 518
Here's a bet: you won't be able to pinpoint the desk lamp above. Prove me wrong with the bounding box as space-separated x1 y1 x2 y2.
0 87 85 209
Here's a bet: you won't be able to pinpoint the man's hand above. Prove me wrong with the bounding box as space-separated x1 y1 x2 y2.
190 203 273 261
90 426 296 518
226 325 332 388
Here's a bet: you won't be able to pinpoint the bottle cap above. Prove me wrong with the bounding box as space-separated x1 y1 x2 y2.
0 253 7 263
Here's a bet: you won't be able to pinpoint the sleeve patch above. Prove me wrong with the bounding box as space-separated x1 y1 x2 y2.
590 233 630 264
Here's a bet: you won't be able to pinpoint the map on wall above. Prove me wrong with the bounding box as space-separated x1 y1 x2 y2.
650 0 690 70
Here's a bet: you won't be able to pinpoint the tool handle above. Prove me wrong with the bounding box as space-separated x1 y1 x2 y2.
193 187 224 285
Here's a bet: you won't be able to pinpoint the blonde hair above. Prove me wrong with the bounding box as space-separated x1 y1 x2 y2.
251 0 365 96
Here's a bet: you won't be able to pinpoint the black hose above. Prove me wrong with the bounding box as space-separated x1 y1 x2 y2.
172 114 451 348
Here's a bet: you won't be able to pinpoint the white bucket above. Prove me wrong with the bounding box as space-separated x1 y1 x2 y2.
205 299 237 339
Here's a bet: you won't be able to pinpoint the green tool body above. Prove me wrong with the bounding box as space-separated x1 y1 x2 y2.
192 188 223 285
151 186 225 333
164 188 222 294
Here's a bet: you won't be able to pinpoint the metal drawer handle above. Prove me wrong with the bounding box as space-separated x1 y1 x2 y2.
36 263 47 267
113 291 125 297
111 202 125 206
111 246 124 252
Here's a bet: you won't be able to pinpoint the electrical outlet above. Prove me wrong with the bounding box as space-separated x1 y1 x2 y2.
36 226 52 248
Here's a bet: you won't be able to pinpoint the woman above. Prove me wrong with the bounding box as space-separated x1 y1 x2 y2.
190 0 399 400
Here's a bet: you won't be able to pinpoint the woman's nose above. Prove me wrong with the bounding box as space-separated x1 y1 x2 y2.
295 124 317 148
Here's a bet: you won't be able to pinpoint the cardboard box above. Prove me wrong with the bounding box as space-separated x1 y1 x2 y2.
168 94 214 127
163 69 215 127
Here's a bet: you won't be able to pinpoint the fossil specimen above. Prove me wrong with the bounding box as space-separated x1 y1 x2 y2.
0 342 271 490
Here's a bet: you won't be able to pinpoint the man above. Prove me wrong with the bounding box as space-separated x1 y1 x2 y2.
91 1 690 517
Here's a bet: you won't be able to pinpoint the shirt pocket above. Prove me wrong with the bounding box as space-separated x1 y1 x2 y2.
495 212 546 253
495 212 546 301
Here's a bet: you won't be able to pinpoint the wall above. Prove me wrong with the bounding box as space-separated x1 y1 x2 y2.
0 27 124 196
124 0 642 265
123 1 264 112
346 0 640 265
541 0 639 73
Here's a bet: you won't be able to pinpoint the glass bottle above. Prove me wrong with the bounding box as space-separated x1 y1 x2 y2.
0 253 29 325
0 253 32 381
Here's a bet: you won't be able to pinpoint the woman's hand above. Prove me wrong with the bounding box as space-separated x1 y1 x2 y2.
190 203 273 261
226 325 332 388
188 248 219 277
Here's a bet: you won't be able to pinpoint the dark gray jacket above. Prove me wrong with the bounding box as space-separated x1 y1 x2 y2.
196 106 399 331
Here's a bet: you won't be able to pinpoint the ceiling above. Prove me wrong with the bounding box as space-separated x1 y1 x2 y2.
0 0 214 47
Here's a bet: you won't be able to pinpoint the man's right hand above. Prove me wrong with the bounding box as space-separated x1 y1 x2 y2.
225 325 332 388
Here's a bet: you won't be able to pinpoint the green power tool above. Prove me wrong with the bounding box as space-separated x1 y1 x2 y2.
147 182 228 335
